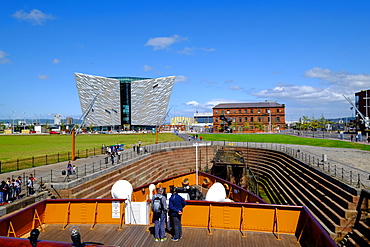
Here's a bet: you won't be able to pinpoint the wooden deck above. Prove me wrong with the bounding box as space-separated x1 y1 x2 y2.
36 224 302 247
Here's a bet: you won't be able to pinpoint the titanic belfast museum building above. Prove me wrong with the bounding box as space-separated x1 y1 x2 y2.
75 72 176 131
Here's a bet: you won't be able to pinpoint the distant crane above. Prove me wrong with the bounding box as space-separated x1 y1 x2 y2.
71 94 98 160
342 94 369 129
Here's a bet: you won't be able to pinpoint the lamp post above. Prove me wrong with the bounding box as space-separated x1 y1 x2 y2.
23 112 26 132
268 109 271 134
12 111 15 134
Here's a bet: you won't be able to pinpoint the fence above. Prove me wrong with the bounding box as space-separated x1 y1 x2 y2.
0 148 103 174
1 140 368 201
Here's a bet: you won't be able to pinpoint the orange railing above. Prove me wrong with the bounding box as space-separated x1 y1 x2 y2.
0 198 336 246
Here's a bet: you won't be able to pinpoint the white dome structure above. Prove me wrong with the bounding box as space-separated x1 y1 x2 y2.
205 182 227 202
111 180 133 200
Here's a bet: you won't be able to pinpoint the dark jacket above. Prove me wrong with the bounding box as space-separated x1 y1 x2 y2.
168 193 186 216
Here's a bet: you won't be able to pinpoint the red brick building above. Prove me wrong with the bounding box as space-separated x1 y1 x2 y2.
212 101 285 133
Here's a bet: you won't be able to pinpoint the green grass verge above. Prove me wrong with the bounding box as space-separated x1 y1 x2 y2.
0 133 183 161
1 133 369 162
194 133 370 151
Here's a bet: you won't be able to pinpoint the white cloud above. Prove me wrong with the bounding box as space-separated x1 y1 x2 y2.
178 47 195 55
38 75 49 80
0 50 10 64
202 48 216 52
12 9 54 25
252 67 370 106
145 35 187 50
178 47 216 55
229 85 243 91
186 101 200 107
144 64 154 71
304 67 370 89
53 58 60 64
174 75 188 83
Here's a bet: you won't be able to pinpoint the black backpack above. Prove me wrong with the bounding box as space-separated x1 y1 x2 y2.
152 195 163 213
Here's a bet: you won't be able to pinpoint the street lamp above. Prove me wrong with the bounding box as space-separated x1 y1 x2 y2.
267 109 271 134
12 111 15 134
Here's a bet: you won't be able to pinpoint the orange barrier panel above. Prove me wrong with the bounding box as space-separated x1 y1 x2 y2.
0 199 336 246
182 201 300 235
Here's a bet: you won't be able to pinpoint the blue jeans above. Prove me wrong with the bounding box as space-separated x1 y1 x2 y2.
0 192 3 203
153 212 166 239
171 214 182 239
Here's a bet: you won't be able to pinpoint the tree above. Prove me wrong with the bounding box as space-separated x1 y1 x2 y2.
0 121 5 130
310 116 320 131
253 122 264 131
243 122 250 131
230 121 238 132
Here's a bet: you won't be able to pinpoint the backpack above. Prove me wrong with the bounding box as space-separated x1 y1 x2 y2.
152 194 163 213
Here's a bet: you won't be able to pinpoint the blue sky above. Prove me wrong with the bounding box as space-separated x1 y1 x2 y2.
1 1 370 123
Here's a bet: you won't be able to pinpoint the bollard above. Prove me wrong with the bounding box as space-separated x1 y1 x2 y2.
342 168 344 181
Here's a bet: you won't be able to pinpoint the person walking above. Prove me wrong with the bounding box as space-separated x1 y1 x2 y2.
110 153 115 165
169 187 186 241
151 187 167 242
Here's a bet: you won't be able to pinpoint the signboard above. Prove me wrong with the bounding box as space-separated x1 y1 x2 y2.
112 201 120 218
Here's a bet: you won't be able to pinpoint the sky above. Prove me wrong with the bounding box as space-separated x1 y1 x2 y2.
1 1 370 123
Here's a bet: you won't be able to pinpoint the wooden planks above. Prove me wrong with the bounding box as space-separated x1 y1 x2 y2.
37 224 302 247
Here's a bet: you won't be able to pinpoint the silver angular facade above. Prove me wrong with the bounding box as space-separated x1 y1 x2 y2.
75 72 175 128
131 76 175 126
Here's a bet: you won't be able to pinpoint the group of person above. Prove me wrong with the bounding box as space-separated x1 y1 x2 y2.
132 140 142 154
151 187 186 242
0 174 37 205
67 161 77 175
103 144 123 165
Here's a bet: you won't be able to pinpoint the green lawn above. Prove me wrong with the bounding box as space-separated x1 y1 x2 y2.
1 133 369 161
0 133 182 160
194 133 370 151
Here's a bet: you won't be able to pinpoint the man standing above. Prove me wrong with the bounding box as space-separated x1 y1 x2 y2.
15 176 22 199
27 174 36 195
152 187 167 242
169 187 186 241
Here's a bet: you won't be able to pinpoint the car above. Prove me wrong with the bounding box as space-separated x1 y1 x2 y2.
49 131 60 134
29 130 36 134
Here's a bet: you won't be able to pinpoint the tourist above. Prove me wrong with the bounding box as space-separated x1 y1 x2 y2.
27 174 37 195
152 187 167 242
0 181 7 204
6 178 12 202
15 176 22 199
67 161 73 175
169 187 186 241
11 179 18 201
110 153 115 165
